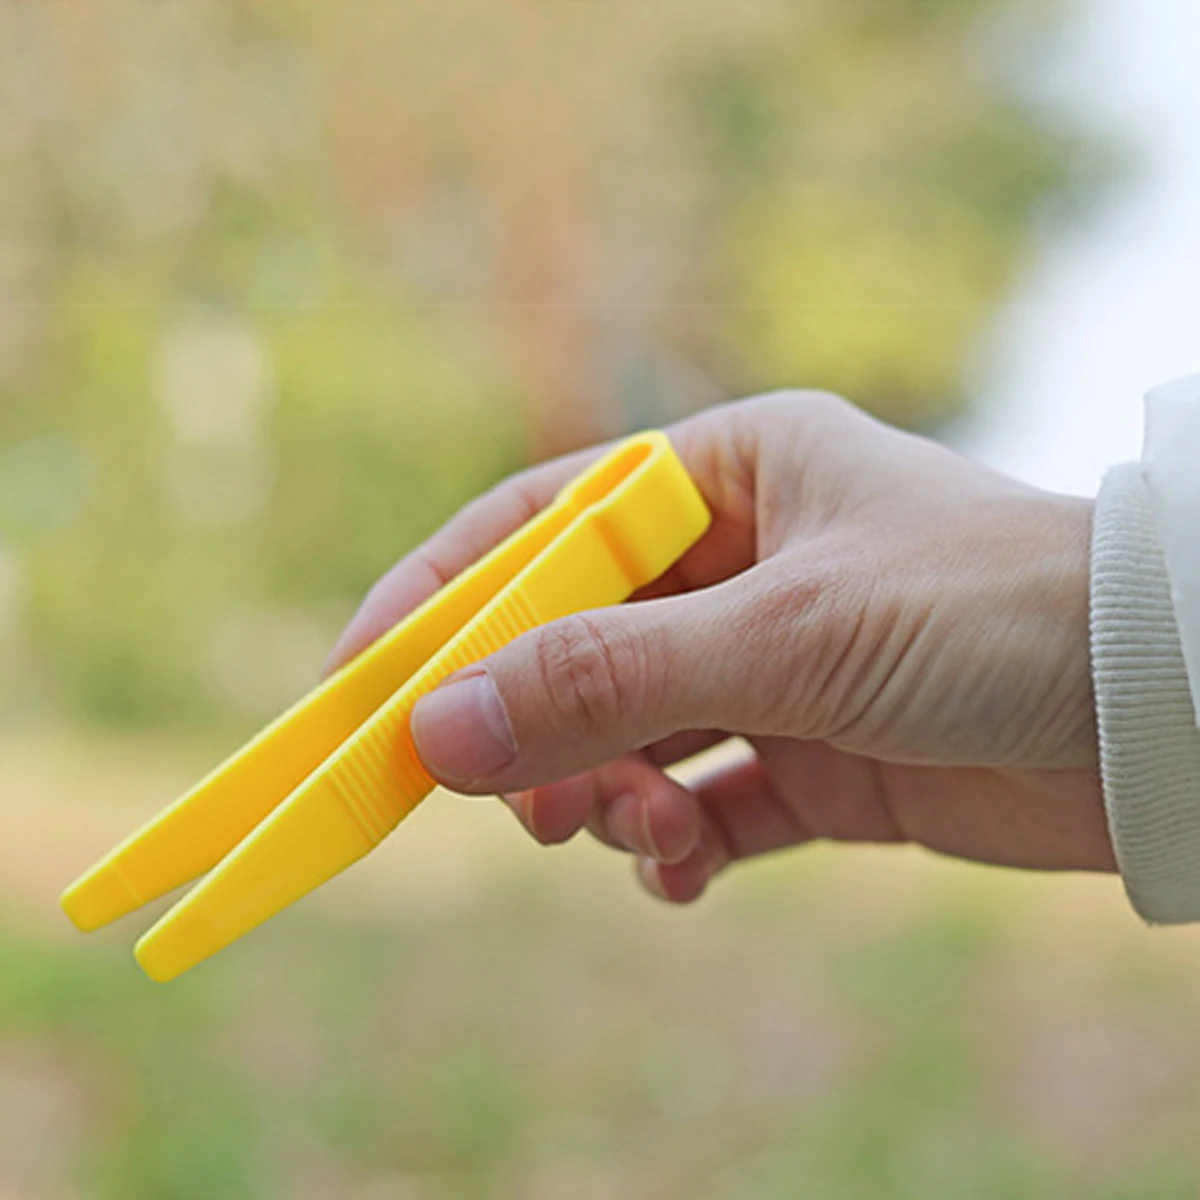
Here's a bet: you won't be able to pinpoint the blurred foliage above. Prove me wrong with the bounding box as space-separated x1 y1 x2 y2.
0 0 1100 730
3 855 1200 1199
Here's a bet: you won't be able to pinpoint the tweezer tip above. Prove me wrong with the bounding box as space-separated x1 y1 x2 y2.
60 865 142 933
134 903 217 984
133 933 182 984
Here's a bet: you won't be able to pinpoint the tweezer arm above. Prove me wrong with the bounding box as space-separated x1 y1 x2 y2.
60 466 579 930
61 430 713 983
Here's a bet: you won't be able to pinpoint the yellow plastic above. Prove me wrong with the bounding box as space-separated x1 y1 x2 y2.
61 432 711 982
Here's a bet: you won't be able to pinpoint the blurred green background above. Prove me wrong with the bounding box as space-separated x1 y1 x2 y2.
4 1 1200 1197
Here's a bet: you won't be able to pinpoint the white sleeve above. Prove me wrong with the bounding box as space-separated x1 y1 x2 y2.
1091 374 1200 923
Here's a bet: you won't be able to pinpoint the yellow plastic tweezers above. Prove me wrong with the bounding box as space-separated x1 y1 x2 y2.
61 432 711 982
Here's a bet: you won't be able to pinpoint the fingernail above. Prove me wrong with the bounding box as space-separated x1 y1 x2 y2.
639 796 664 861
411 669 517 786
501 790 536 832
636 857 668 900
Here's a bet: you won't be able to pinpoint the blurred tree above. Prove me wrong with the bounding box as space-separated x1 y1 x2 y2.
291 0 1094 435
0 0 1098 730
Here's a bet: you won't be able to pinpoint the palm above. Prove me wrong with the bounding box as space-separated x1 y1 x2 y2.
753 737 1109 869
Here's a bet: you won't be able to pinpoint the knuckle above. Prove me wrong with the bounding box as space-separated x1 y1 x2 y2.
461 474 543 549
727 391 859 492
489 468 544 520
534 614 644 734
740 388 851 425
733 559 865 733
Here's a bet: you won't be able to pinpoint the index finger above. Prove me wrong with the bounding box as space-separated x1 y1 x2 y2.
323 442 608 675
324 403 759 676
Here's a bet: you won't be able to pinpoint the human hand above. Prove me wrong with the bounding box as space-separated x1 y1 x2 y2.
327 392 1114 902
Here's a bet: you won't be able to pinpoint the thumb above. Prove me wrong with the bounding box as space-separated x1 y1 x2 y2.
409 572 794 793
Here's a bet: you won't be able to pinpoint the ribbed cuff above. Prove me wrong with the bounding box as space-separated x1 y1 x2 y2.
1091 462 1200 923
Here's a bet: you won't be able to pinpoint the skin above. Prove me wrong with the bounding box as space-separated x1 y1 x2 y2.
326 391 1116 904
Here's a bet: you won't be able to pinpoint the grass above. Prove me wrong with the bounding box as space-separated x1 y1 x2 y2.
5 735 1200 1198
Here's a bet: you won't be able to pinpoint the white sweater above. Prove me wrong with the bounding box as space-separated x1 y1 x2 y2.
1093 374 1200 921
